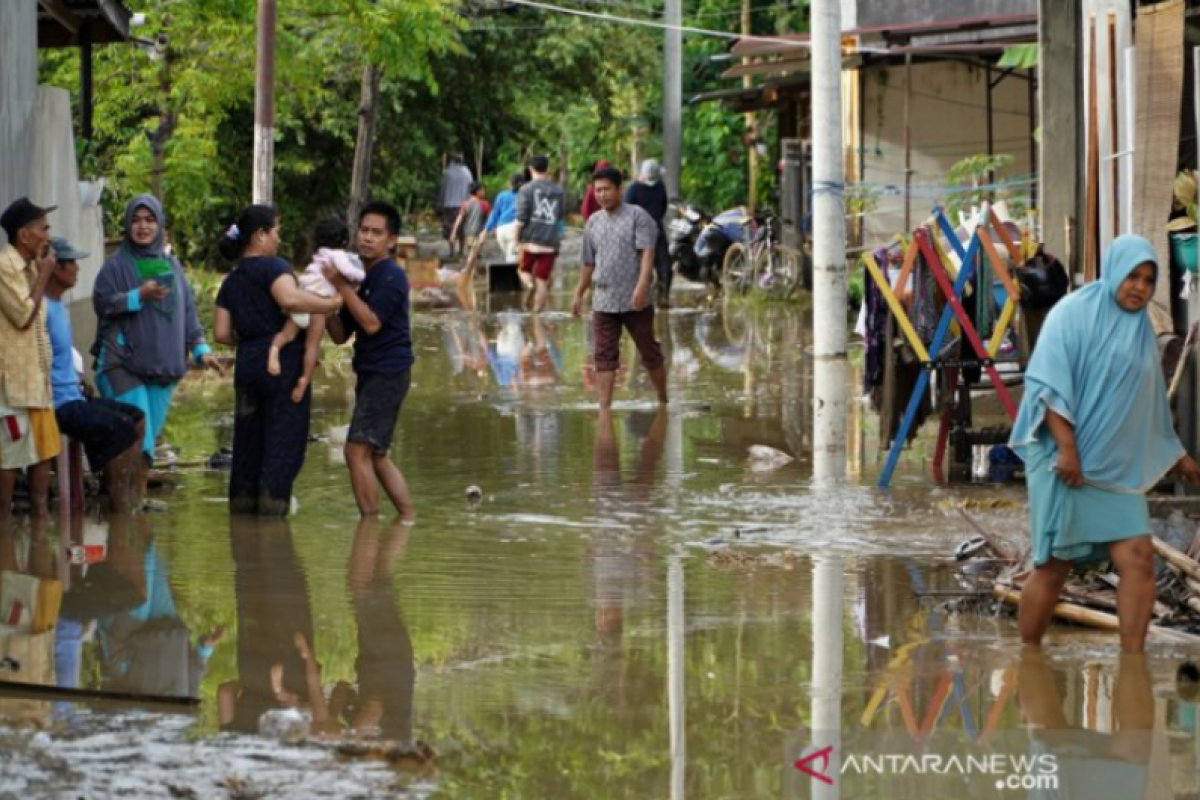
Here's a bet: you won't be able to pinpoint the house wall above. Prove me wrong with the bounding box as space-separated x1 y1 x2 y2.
0 1 38 220
851 0 1036 30
857 60 1035 243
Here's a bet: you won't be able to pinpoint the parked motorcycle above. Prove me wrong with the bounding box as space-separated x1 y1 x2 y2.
666 203 747 293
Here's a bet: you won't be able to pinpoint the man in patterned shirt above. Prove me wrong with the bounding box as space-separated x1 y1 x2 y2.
572 165 669 409
0 198 60 518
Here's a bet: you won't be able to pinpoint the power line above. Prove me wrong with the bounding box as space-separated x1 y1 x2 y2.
502 0 888 52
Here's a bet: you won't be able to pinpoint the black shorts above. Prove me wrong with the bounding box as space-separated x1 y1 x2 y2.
55 397 143 471
348 370 411 454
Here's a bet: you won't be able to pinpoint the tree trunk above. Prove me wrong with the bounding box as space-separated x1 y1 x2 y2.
474 135 486 185
347 64 384 227
150 30 173 204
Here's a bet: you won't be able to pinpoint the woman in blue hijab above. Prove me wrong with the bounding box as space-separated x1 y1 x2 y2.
1010 234 1200 652
92 195 223 503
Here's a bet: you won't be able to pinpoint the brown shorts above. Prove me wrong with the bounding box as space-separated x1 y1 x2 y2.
592 307 664 373
520 251 557 282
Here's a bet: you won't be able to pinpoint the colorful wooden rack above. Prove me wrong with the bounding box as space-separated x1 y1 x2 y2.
864 207 1023 489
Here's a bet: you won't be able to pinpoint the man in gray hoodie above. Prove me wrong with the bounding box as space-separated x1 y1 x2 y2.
515 155 565 314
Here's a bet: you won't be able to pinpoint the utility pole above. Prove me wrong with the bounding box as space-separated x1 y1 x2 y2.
663 0 682 198
811 0 846 358
253 0 277 205
741 0 758 213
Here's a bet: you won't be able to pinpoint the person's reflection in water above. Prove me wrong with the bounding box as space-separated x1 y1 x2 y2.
57 515 153 691
0 517 62 714
95 520 224 699
219 517 318 732
328 518 417 743
590 408 667 642
445 313 489 382
518 315 562 389
1018 649 1154 799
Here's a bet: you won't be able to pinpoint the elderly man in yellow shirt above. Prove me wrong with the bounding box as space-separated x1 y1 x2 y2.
0 198 61 519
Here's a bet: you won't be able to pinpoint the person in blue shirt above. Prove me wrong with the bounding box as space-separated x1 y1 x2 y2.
45 236 146 512
485 172 526 263
324 201 416 518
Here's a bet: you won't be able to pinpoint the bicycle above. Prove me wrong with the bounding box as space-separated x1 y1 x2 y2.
721 214 803 299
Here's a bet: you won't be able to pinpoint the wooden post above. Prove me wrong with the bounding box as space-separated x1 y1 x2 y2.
662 0 682 198
80 21 94 144
1038 0 1083 276
741 0 758 214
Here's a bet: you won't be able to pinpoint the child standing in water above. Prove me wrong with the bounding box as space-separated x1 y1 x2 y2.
269 217 365 402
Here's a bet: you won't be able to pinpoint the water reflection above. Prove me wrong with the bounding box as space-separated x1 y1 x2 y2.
220 517 418 746
219 518 316 733
5 302 1200 797
1018 650 1155 800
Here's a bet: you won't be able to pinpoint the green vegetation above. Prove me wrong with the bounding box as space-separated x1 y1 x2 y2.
40 0 808 266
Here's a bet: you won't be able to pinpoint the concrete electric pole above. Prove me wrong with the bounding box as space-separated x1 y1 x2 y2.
253 0 276 205
811 0 848 484
810 0 846 358
663 0 682 198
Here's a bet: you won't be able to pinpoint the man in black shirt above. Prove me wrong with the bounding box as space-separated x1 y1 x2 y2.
325 201 416 518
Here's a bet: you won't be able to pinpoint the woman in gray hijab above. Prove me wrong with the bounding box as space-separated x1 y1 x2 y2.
92 195 221 500
624 159 672 307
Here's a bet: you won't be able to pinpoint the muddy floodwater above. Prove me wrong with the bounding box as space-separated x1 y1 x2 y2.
0 294 1196 799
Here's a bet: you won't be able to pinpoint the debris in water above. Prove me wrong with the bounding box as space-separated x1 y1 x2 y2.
707 550 797 571
748 445 793 472
1179 661 1200 701
466 485 483 504
336 739 437 772
259 708 310 742
954 535 989 561
936 498 1017 512
207 448 234 469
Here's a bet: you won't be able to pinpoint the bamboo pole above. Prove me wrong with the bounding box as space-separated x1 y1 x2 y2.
1084 15 1100 283
1153 536 1200 583
1108 12 1120 237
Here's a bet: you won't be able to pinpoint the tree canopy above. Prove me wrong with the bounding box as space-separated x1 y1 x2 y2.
39 0 808 265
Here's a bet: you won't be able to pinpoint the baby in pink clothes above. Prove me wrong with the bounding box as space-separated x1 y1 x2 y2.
269 218 365 401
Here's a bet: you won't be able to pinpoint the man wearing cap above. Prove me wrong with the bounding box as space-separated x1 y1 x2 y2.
45 236 146 513
0 198 61 518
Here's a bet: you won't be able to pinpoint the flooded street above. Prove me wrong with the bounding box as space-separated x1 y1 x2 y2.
0 293 1196 799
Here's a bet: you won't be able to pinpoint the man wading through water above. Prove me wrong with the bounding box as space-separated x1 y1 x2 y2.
515 155 565 314
572 165 668 409
324 202 415 519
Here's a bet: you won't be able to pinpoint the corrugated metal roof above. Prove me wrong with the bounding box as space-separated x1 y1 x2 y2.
37 0 133 48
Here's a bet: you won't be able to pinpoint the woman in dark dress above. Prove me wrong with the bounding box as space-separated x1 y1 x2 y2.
624 159 672 307
214 205 341 515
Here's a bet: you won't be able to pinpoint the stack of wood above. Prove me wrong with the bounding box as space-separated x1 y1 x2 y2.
957 508 1200 644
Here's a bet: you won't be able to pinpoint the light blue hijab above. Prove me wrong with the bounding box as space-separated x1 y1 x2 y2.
1009 234 1183 492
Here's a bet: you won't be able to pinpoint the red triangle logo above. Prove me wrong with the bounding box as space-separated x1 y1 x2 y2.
794 745 835 785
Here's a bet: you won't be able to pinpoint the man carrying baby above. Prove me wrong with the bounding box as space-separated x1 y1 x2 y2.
324 202 416 519
268 217 364 402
